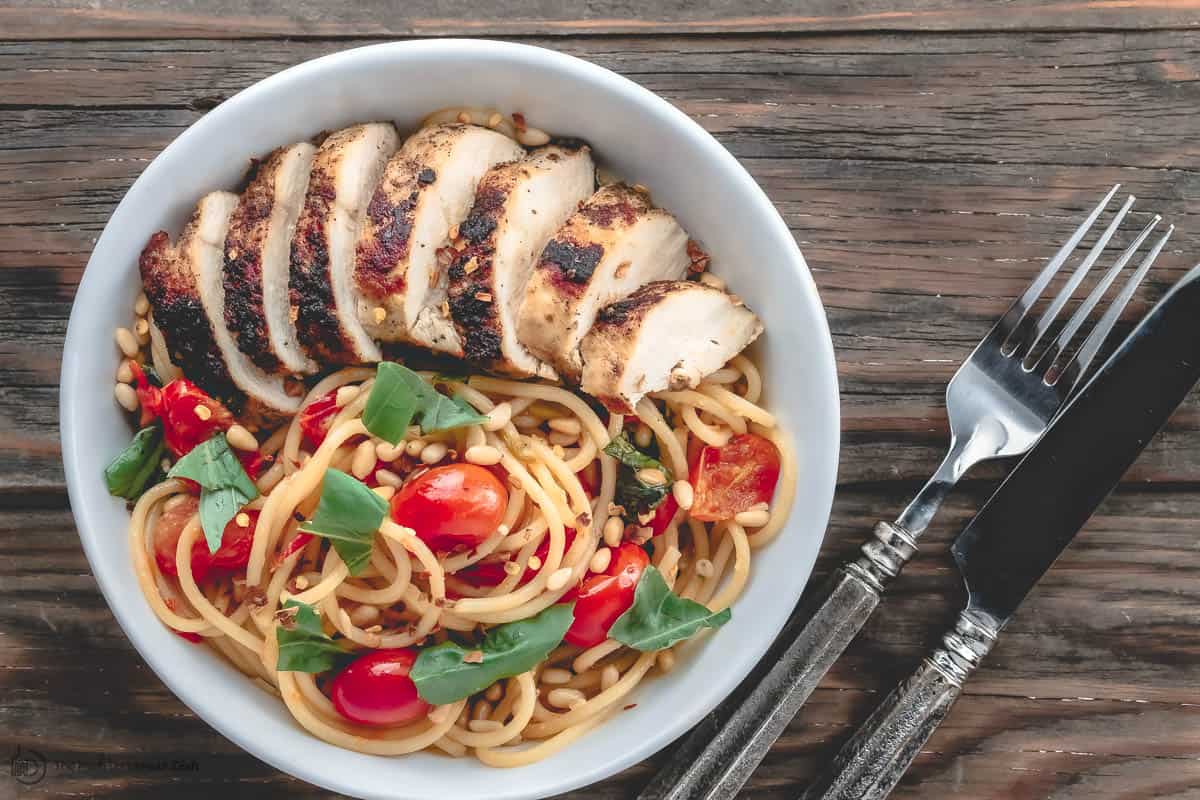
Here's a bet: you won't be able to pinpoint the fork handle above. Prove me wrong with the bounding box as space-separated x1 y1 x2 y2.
799 608 999 800
636 522 917 800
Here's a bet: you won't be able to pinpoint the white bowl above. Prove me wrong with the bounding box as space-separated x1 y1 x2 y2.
61 39 839 800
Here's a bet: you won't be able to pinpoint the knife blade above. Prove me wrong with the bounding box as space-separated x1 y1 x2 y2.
802 262 1200 800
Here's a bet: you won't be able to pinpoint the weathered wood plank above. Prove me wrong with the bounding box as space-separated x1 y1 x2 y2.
2 0 1198 40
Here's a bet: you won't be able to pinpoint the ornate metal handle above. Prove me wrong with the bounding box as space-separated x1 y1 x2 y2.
799 608 999 800
636 522 918 800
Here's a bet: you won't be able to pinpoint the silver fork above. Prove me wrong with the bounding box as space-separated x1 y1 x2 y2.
637 185 1173 800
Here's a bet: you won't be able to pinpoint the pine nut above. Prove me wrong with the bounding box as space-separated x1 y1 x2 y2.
375 469 403 488
601 665 620 691
733 508 770 528
748 501 769 512
405 439 426 457
517 126 551 147
547 688 586 709
134 292 150 315
503 561 521 576
114 382 138 412
134 317 150 337
235 512 250 528
472 700 493 721
527 555 542 571
513 414 539 430
657 650 676 674
115 360 134 384
420 441 448 464
547 567 573 592
115 327 139 358
548 417 581 436
485 682 504 702
636 468 667 486
634 423 653 449
375 441 404 462
468 719 503 733
351 439 377 479
335 385 360 408
226 424 258 452
672 480 694 510
487 112 503 128
465 425 486 449
695 558 715 577
548 431 577 447
466 445 503 466
349 605 380 627
193 404 212 421
541 667 572 685
372 485 395 502
484 402 512 431
589 547 612 574
602 516 624 547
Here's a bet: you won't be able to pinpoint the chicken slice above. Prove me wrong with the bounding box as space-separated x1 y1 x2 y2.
290 123 399 365
224 142 317 375
447 144 596 377
140 192 300 417
517 183 690 382
355 123 524 355
579 281 763 414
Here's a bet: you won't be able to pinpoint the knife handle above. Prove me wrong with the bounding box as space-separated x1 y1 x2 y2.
800 608 999 800
636 522 917 800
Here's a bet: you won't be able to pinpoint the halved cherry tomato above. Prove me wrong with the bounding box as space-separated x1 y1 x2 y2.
152 496 258 582
390 464 508 552
298 390 340 449
564 542 649 648
689 433 781 522
649 495 679 537
130 362 235 457
330 648 430 727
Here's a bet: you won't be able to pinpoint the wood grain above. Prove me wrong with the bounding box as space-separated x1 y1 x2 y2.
2 13 1199 800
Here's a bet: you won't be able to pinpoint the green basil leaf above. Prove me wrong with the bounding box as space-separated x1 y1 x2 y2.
609 566 730 651
362 362 422 444
411 604 575 705
421 393 488 434
275 600 345 673
604 433 672 521
167 434 259 553
104 425 165 500
300 468 388 576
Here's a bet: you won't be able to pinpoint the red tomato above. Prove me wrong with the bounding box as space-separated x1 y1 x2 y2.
130 363 235 457
390 464 508 552
564 543 649 648
298 390 340 449
152 496 258 582
330 649 430 727
689 433 781 522
649 495 679 537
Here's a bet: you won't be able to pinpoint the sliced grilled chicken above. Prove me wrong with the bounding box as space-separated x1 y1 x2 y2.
447 144 596 377
290 123 399 364
140 192 300 417
355 123 524 355
517 184 690 382
579 281 763 414
224 142 317 375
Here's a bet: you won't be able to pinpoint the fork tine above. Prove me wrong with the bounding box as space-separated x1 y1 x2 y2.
1020 194 1135 363
1055 224 1173 394
1036 214 1161 376
999 184 1120 351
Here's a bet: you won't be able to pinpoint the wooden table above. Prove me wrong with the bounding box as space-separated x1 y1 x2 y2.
3 2 1199 798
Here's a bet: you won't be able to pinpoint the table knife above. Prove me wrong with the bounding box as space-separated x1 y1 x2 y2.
801 262 1200 800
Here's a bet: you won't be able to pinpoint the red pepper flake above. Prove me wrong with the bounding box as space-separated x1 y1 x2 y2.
623 704 638 711
275 532 314 566
512 112 528 133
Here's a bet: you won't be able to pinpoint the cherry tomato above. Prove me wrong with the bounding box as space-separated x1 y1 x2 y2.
689 433 781 522
329 648 430 727
648 495 679 537
152 496 258 582
564 543 649 648
130 362 235 457
298 390 340 449
390 464 508 552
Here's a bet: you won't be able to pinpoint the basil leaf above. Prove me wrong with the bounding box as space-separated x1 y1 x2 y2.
411 604 575 705
362 362 422 444
609 566 730 651
275 600 345 673
300 468 388 575
104 425 165 500
167 434 258 553
604 433 672 521
363 362 488 443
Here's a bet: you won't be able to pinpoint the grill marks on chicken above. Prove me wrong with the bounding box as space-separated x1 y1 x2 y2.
580 281 764 414
518 183 690 382
354 123 524 355
447 144 596 377
290 123 399 365
223 142 317 375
